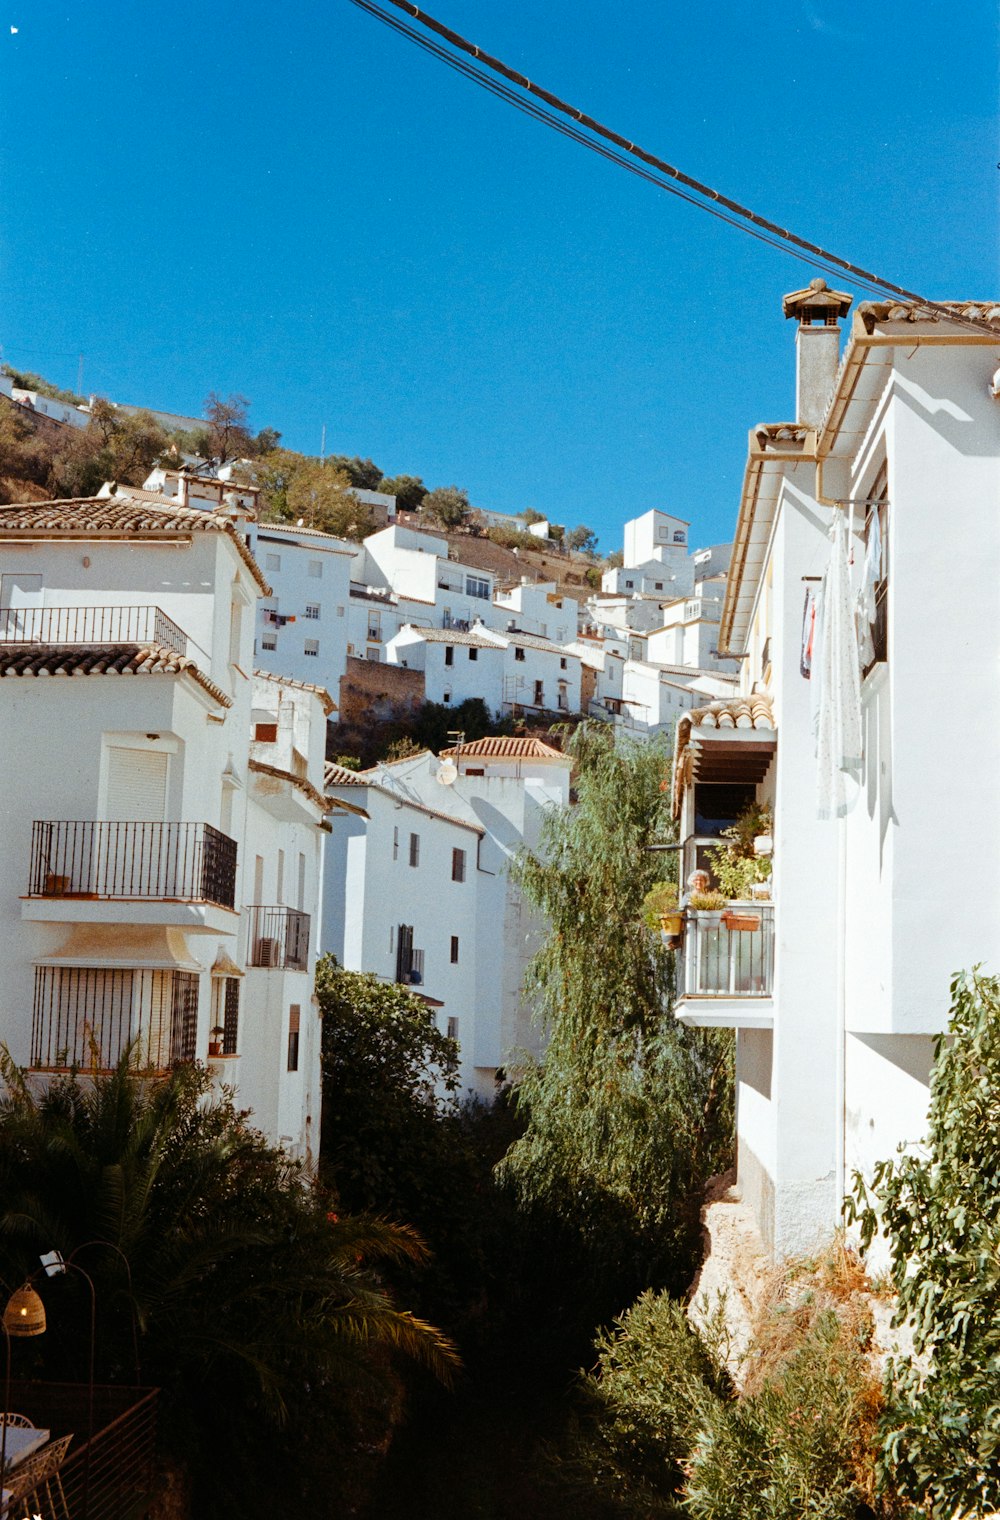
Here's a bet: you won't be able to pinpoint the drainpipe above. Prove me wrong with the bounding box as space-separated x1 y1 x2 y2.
834 806 847 1215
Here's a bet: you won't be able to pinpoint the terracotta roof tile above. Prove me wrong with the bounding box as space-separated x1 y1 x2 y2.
0 642 232 707
324 762 365 786
857 299 1000 332
400 625 503 648
253 668 337 715
439 735 568 760
671 693 775 816
0 494 272 595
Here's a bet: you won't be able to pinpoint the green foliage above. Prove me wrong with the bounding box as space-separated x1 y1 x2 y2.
604 549 624 569
689 891 727 912
203 391 254 461
498 724 734 1329
46 401 170 497
642 881 680 930
486 523 541 550
422 484 471 529
567 525 599 555
567 1251 892 1520
256 449 377 539
2 366 87 405
849 968 1000 1517
0 1050 458 1518
411 696 497 753
0 403 50 499
327 454 383 490
706 800 772 900
379 473 428 512
523 507 545 525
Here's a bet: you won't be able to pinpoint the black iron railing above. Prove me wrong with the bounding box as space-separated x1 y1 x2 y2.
29 821 237 908
676 904 775 999
5 1380 158 1520
247 905 311 970
31 966 199 1071
0 604 187 654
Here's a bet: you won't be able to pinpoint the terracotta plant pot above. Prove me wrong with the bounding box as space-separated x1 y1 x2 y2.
723 911 761 932
44 873 71 895
208 1041 222 1058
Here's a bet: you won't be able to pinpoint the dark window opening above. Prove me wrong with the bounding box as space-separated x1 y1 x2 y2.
287 1003 300 1071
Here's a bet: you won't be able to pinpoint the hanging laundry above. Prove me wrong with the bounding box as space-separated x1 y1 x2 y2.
800 586 817 678
856 509 881 668
815 514 862 819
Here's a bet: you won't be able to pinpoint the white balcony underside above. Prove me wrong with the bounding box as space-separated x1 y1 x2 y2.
21 897 239 935
674 997 774 1029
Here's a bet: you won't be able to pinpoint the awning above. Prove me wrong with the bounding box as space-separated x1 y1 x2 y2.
672 694 776 815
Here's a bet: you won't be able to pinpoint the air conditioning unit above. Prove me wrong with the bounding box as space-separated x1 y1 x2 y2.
255 937 281 967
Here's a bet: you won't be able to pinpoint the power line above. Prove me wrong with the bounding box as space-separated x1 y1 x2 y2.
348 0 999 337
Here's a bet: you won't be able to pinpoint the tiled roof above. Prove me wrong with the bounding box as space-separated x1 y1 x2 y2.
401 625 503 648
0 494 272 595
672 693 775 816
500 628 577 656
0 642 232 707
256 521 356 551
248 758 330 812
856 299 1000 332
253 668 337 715
324 762 366 786
439 735 568 761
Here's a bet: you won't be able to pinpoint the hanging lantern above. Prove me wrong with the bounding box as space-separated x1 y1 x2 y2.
3 1285 46 1337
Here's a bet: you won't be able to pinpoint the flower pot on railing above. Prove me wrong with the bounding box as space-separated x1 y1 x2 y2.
722 907 762 932
658 912 683 936
689 891 727 929
44 873 71 895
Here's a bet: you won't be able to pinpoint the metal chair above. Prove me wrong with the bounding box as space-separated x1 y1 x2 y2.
4 1434 73 1520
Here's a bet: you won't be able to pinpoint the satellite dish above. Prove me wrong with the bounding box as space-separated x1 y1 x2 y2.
437 760 458 786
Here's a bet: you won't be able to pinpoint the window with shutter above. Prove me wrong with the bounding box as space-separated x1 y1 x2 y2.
104 747 168 821
287 1003 301 1071
222 978 240 1055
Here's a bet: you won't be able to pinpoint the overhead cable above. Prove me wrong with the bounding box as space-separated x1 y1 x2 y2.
348 0 999 337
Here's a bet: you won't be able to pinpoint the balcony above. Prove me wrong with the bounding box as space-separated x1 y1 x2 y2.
5 1379 157 1520
0 603 187 655
674 904 774 1028
28 821 237 909
247 905 311 970
31 965 199 1071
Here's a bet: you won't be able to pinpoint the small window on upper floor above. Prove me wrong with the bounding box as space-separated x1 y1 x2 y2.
304 639 319 657
468 647 478 662
255 722 278 742
515 647 525 662
308 560 323 578
265 552 281 572
304 603 320 619
393 826 399 860
446 1015 459 1040
452 847 466 883
450 935 459 964
445 646 454 667
560 657 567 669
625 580 634 589
673 530 685 543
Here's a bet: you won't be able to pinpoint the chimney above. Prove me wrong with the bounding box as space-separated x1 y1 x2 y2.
782 278 853 426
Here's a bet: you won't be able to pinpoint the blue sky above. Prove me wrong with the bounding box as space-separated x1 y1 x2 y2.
1 0 996 550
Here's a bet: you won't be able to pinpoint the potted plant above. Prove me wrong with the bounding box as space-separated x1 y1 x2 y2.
208 1026 225 1058
689 890 727 928
707 801 773 911
641 881 682 937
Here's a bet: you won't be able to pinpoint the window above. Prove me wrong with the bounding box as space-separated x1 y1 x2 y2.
452 848 466 883
409 832 420 867
265 552 281 572
445 646 454 667
367 616 381 640
657 526 669 540
393 825 399 861
533 680 544 705
409 948 425 984
287 1004 300 1071
396 923 413 982
336 605 345 617
304 603 321 619
254 722 278 742
861 466 889 676
365 647 380 661
443 690 451 704
514 646 525 662
654 582 663 591
450 936 459 964
625 579 634 589
222 978 240 1055
304 639 319 657
446 1016 459 1040
262 635 277 655
466 767 485 776
308 560 323 578
673 530 685 543
560 657 567 669
468 647 478 662
465 575 490 599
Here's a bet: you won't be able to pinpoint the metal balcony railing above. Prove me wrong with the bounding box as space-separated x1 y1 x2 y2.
247 905 311 970
0 603 187 654
6 1380 158 1520
31 966 199 1071
29 821 238 908
677 904 774 999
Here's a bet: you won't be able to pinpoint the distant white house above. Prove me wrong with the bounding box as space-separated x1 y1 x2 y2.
323 737 573 1095
246 520 354 714
491 579 580 643
387 622 582 716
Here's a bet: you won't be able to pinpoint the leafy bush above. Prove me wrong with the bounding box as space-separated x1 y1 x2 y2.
850 968 1000 1518
706 801 772 900
642 880 679 930
689 891 727 912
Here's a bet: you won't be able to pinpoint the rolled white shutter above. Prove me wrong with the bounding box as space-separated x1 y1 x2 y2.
105 747 168 821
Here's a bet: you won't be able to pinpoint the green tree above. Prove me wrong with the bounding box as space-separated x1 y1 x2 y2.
422 485 471 529
497 725 734 1332
47 402 169 497
567 525 599 555
327 454 383 490
287 461 377 538
0 403 49 500
523 507 545 526
0 1052 457 1518
850 968 1000 1517
379 473 428 513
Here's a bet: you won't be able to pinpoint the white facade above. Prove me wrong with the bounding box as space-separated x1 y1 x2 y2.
0 492 333 1163
644 591 739 674
8 389 90 429
354 524 495 624
624 507 690 566
323 739 573 1096
247 521 354 719
387 623 582 716
491 580 580 643
670 285 1000 1259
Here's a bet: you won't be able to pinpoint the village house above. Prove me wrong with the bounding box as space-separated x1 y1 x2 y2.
323 736 573 1095
670 280 1000 1258
386 621 582 716
0 490 338 1163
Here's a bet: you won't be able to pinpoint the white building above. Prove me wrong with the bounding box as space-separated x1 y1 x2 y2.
354 523 495 625
669 280 1000 1259
323 737 573 1096
386 623 582 716
247 520 354 711
644 591 739 674
491 579 580 643
0 491 337 1163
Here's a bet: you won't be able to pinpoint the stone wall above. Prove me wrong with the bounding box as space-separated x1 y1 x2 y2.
338 655 425 726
